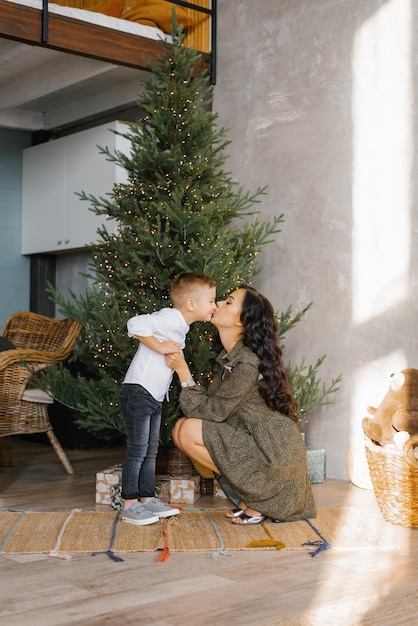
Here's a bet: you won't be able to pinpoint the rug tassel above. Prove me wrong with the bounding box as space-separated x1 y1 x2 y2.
302 519 332 557
92 549 124 562
205 511 228 559
208 547 228 559
48 549 73 560
156 518 171 562
302 539 331 557
91 510 124 562
156 546 171 562
244 521 286 551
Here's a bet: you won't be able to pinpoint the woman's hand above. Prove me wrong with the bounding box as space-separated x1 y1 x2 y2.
165 351 187 371
166 351 195 385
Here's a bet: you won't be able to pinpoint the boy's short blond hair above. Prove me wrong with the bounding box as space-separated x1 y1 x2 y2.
170 272 216 307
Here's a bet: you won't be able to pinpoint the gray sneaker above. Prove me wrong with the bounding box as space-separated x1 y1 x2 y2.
121 501 159 526
143 497 180 519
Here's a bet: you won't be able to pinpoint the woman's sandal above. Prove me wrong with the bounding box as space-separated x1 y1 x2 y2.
231 513 266 525
225 508 246 519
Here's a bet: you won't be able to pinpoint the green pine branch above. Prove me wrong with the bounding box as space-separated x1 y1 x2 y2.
286 357 343 423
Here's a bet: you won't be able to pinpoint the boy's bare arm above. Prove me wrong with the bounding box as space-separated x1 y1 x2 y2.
134 335 181 355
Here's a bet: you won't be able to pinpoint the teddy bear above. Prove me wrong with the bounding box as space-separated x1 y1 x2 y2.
362 369 418 447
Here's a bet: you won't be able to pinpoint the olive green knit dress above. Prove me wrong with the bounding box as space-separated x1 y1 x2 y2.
179 340 316 521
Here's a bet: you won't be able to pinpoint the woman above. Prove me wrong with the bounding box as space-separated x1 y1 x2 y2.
165 285 316 524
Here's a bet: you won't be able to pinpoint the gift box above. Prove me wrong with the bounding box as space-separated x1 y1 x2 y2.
96 464 201 505
214 481 227 499
307 447 326 484
96 464 122 505
160 476 201 503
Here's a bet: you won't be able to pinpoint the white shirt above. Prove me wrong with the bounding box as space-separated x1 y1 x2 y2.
123 307 189 402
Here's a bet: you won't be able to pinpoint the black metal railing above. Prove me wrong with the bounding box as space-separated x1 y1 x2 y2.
170 0 217 83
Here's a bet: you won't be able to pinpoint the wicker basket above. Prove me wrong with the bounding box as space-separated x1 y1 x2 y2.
364 434 418 527
167 447 198 478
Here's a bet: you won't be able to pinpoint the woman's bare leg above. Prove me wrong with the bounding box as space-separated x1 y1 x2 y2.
173 417 220 474
172 417 188 453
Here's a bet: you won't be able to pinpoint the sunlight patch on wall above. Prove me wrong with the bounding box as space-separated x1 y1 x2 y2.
352 0 412 325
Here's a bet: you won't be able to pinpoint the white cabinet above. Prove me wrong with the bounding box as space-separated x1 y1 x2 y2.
22 120 130 254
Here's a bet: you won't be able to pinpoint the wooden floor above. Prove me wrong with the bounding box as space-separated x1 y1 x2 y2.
1 437 418 625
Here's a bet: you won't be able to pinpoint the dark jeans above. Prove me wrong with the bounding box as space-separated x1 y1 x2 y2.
119 384 162 500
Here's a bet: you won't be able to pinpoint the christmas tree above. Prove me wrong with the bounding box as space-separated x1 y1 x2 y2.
42 21 341 443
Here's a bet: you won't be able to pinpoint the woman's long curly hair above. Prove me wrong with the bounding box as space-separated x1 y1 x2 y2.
239 285 299 422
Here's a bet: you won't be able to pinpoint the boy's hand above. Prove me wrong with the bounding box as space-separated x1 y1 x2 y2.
158 339 182 355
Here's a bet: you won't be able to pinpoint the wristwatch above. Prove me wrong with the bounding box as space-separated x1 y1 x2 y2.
181 377 195 388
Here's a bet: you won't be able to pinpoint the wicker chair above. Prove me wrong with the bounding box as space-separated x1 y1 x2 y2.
0 311 83 475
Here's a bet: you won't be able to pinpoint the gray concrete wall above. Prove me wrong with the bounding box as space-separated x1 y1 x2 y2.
213 0 418 478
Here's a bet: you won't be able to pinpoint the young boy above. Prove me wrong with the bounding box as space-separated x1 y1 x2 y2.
120 272 217 525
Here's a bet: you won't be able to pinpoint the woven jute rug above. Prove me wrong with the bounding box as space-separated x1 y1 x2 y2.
0 507 406 561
